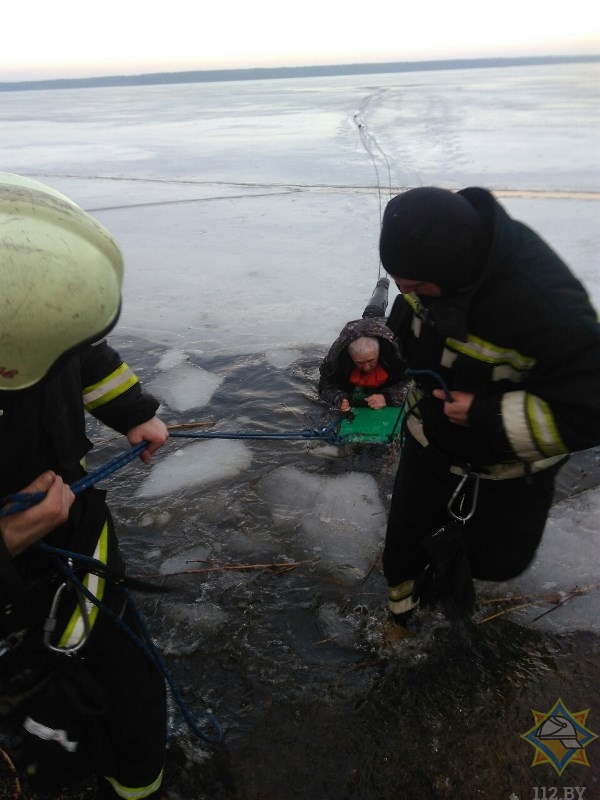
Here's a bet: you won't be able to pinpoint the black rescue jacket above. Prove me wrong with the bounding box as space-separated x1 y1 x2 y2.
386 187 600 473
0 340 159 634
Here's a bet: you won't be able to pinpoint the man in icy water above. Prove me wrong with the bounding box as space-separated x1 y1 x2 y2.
378 186 600 624
318 317 406 411
0 174 169 798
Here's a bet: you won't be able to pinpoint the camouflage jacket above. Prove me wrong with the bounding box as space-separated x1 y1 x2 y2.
318 317 407 408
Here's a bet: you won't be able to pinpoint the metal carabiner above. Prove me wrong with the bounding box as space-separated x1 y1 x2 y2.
43 579 91 655
447 470 480 523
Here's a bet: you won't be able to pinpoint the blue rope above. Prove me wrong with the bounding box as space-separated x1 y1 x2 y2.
405 368 452 401
0 442 148 518
169 417 343 444
71 441 148 493
0 420 344 519
39 542 224 745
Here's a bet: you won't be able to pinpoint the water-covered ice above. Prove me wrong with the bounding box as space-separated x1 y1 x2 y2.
264 348 303 369
147 363 224 412
491 485 600 632
259 465 386 577
135 439 253 497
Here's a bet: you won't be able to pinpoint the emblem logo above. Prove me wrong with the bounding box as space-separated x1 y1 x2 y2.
521 698 598 775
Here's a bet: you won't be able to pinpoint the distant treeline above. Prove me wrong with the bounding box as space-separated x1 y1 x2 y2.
2 54 599 92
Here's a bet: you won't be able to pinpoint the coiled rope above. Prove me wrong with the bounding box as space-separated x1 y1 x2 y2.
37 541 224 745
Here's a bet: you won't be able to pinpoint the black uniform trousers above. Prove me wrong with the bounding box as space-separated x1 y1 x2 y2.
85 589 167 799
382 432 562 587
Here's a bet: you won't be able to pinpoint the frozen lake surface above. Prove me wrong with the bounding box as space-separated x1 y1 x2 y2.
2 62 599 356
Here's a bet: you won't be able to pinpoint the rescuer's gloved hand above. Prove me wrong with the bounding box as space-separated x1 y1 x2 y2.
412 520 475 621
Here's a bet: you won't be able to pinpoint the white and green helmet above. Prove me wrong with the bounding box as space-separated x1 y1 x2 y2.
0 173 123 390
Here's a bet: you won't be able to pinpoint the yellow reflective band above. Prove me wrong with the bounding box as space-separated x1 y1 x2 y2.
104 768 163 799
57 520 108 649
83 363 138 411
441 347 526 384
407 411 563 476
403 293 420 313
388 581 414 602
502 391 566 460
406 383 423 418
526 394 567 457
501 391 538 460
440 348 457 369
445 334 536 373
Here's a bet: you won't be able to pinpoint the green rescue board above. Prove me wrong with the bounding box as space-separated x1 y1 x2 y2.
338 405 404 444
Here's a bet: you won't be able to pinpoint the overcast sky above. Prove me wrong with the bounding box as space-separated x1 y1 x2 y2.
3 0 599 82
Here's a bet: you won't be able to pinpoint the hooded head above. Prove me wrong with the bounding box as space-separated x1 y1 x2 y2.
379 187 490 296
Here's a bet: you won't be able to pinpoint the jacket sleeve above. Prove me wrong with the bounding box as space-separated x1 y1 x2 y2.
0 533 26 602
318 357 350 408
469 308 600 462
80 340 160 435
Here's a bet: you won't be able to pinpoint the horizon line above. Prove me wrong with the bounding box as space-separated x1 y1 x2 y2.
2 53 599 92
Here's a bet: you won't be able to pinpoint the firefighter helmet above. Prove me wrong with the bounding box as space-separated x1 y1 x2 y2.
0 173 123 390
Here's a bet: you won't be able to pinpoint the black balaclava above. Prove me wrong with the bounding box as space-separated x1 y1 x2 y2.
379 187 490 295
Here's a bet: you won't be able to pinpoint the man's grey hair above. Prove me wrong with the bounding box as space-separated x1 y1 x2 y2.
348 336 380 360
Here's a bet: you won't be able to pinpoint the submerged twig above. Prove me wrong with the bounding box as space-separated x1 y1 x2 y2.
529 590 582 623
477 583 599 625
156 557 319 578
358 554 380 585
477 601 548 625
166 421 217 431
0 746 21 799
